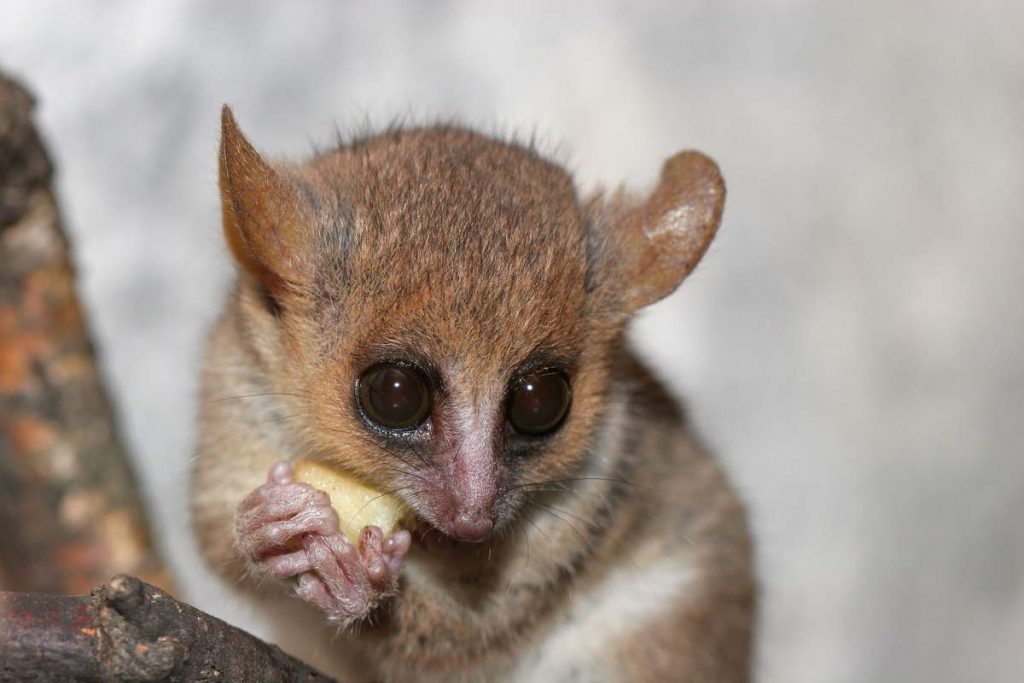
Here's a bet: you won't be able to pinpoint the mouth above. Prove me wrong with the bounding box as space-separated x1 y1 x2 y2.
411 521 460 550
409 518 494 550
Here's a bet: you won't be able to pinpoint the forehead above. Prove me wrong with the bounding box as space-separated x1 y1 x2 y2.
306 128 589 367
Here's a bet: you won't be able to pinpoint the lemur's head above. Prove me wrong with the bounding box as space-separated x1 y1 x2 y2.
218 106 724 543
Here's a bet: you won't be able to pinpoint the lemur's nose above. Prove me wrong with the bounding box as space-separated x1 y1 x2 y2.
448 508 494 542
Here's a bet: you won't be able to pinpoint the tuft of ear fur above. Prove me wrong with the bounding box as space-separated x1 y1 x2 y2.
219 106 313 295
614 151 725 312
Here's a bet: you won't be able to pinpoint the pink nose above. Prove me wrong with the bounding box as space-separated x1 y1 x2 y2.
449 511 494 542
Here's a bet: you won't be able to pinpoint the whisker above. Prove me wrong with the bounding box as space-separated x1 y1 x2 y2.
525 501 592 550
372 462 419 481
515 483 613 503
204 391 305 406
534 501 591 528
511 475 642 492
349 486 411 524
301 416 432 483
384 450 431 482
190 412 308 465
518 519 531 569
521 512 550 544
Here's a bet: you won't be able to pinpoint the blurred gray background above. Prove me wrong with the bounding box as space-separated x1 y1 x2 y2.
2 1 1022 680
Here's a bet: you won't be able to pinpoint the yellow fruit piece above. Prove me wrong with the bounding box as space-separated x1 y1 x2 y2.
292 459 406 542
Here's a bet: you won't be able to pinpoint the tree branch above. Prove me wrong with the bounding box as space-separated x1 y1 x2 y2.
0 72 171 594
0 575 336 682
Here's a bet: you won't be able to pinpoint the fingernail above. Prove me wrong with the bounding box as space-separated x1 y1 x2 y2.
270 461 292 483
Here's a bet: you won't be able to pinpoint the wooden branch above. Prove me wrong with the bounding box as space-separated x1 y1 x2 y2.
0 574 335 682
0 72 171 593
0 67 334 683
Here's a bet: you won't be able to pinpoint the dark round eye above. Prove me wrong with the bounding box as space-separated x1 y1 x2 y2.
358 363 431 431
507 371 571 436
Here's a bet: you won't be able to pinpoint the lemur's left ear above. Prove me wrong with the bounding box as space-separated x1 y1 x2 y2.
612 151 725 312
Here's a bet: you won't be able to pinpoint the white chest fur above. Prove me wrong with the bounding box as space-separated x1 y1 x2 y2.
509 552 697 682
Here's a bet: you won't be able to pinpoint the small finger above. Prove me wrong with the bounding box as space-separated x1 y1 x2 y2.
323 534 368 587
359 526 385 554
269 460 293 485
262 549 313 578
241 511 338 556
306 534 362 597
261 486 332 520
238 484 331 523
295 573 334 612
383 529 412 574
359 526 389 588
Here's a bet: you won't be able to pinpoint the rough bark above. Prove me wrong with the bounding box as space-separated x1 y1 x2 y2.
0 574 336 682
0 71 336 682
0 72 171 594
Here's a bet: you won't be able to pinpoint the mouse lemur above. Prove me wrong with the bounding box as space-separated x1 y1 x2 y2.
191 107 755 682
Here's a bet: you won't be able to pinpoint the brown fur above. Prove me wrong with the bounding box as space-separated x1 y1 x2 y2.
191 107 754 681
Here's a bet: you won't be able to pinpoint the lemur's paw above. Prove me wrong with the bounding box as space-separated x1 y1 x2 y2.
235 461 338 579
294 525 411 626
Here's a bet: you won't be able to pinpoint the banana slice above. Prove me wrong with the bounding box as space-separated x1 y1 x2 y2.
293 459 406 542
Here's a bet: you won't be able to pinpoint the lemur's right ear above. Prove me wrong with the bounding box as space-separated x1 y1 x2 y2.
219 106 313 294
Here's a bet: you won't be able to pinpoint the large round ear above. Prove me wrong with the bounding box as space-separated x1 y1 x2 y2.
219 106 313 295
613 151 725 312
